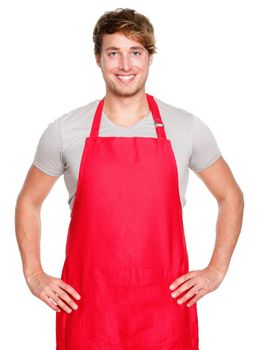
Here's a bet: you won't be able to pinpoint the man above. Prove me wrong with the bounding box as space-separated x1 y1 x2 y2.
15 8 244 350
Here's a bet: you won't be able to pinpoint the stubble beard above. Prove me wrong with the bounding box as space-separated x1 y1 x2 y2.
106 74 147 98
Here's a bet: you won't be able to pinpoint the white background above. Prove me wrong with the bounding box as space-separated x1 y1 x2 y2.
1 0 262 349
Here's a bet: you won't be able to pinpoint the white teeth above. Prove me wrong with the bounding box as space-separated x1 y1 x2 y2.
117 75 135 81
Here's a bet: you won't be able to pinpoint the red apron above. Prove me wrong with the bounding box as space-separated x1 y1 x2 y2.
56 93 199 350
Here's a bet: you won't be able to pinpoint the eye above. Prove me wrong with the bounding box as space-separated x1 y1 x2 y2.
132 51 141 56
108 51 118 57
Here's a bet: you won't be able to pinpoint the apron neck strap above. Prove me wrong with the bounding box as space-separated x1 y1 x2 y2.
146 93 167 139
90 93 167 140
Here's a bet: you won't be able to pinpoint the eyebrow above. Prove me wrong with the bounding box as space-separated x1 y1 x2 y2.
105 46 145 51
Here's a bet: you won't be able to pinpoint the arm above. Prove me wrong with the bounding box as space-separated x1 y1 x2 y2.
169 156 244 307
15 165 57 279
15 165 81 313
199 156 244 278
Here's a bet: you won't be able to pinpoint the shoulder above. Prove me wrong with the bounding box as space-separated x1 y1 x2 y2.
154 96 195 121
32 99 100 176
154 95 216 134
48 99 100 153
39 99 99 139
153 96 196 138
153 96 221 171
55 99 99 133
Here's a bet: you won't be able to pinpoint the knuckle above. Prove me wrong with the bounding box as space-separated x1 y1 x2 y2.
57 300 72 313
39 290 46 298
52 293 60 303
53 277 61 283
64 297 73 307
56 278 65 287
43 284 51 293
186 290 194 299
44 296 56 309
67 297 78 309
59 279 69 289
185 281 193 289
59 290 71 302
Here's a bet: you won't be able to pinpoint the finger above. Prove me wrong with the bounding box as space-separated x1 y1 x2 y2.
171 279 196 298
52 288 79 311
49 290 73 314
40 293 62 313
57 279 81 300
169 271 198 291
176 286 201 305
186 290 205 308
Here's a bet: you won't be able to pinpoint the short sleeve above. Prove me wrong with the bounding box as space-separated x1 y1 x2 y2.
189 115 222 172
32 118 65 177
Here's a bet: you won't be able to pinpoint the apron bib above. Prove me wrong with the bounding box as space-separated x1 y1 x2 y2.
56 93 199 350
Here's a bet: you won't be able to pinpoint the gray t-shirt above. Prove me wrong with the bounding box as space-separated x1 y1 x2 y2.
32 96 222 213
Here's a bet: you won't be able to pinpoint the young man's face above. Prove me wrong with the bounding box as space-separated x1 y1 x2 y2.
96 32 153 97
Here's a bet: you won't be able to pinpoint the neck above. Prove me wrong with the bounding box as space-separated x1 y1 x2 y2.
103 90 150 125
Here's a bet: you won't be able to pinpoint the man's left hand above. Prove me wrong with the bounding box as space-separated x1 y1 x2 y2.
169 266 225 307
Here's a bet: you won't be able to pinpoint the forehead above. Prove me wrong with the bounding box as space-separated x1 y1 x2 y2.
101 32 145 51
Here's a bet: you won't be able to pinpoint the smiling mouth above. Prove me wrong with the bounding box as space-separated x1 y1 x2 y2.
115 74 136 83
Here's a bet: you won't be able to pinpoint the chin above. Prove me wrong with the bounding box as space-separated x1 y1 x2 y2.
107 83 146 97
116 89 143 98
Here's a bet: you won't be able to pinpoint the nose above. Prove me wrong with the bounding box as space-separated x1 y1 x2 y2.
118 54 132 71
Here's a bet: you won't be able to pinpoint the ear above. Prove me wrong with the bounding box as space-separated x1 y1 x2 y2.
149 54 153 65
95 54 101 67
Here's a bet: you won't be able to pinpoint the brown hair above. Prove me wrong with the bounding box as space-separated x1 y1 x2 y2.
93 8 157 56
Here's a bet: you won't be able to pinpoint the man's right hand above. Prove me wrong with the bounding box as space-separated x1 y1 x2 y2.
25 270 81 314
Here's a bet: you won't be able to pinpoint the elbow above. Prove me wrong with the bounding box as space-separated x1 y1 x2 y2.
218 185 245 209
15 192 41 219
234 186 245 208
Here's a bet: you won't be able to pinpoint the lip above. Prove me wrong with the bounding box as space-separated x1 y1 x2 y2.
115 74 136 84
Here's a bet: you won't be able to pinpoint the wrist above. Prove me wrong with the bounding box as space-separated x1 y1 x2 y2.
24 267 44 281
207 264 227 281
